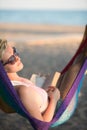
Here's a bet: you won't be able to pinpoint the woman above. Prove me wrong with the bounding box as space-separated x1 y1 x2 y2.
0 39 60 122
0 38 87 122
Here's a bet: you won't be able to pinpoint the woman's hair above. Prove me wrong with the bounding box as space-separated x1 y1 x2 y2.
0 39 7 60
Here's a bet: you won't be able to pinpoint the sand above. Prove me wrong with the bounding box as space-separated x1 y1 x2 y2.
0 23 87 130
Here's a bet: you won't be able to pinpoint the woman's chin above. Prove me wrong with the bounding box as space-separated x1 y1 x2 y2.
18 62 24 71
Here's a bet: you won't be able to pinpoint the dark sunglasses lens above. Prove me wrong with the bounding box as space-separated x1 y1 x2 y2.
2 47 19 66
13 47 19 56
9 55 16 64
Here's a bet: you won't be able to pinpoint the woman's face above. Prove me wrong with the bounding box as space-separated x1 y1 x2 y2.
2 44 23 73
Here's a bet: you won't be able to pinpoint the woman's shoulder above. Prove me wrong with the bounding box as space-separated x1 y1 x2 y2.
13 82 41 97
16 84 43 107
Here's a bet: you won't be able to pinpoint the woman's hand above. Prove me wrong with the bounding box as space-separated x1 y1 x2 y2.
46 86 60 103
42 86 60 122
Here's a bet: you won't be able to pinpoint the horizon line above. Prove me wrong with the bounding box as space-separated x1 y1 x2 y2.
0 8 87 11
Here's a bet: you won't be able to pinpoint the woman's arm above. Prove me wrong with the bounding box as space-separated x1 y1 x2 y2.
42 87 60 122
16 85 60 122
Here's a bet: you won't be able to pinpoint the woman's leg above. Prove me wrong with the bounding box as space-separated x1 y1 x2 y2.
57 44 87 101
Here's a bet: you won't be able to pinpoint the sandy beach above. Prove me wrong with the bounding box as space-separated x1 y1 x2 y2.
0 23 87 130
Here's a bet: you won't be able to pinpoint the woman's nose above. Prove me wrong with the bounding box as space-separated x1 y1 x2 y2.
15 55 20 61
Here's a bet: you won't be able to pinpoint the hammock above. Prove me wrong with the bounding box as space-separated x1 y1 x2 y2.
0 25 87 130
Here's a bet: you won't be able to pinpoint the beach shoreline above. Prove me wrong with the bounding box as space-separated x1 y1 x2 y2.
0 23 85 44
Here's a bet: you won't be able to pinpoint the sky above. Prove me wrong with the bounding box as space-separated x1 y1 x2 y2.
0 0 87 10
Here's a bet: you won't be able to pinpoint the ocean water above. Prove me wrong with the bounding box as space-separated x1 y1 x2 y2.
0 10 87 25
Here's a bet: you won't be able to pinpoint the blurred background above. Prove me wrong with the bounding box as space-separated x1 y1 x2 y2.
0 0 87 130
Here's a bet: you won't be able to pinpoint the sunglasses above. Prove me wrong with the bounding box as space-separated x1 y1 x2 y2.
2 47 19 66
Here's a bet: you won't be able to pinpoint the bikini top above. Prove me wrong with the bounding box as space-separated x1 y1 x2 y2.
11 78 48 113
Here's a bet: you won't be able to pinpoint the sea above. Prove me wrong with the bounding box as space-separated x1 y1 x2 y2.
0 10 87 25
